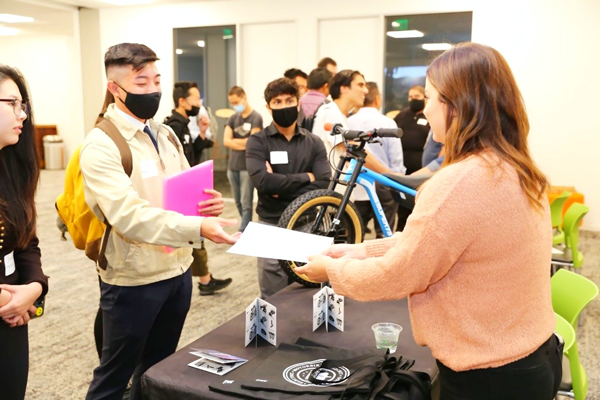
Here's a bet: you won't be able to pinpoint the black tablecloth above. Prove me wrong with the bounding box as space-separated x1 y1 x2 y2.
142 284 438 399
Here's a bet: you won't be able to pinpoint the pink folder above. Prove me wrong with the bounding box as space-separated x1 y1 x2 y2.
163 159 214 217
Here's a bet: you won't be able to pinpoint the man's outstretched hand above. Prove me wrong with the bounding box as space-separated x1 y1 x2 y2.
201 217 242 244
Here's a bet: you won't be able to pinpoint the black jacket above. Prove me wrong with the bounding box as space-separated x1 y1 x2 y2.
0 218 48 297
164 110 213 166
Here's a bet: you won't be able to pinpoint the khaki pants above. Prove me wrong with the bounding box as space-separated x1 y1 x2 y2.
189 242 208 277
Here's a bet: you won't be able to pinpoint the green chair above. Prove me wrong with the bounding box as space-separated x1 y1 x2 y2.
550 191 571 246
551 268 599 330
554 313 586 399
551 203 589 272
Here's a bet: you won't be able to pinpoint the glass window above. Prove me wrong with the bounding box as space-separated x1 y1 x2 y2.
384 12 472 113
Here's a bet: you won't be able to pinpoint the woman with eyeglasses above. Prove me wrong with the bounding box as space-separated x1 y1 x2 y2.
0 65 48 400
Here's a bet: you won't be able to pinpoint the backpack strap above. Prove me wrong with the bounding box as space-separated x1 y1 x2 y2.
95 118 133 270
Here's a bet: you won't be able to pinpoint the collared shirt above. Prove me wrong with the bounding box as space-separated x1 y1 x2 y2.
300 90 327 117
113 105 154 139
348 107 406 201
246 122 331 223
348 107 406 174
80 103 204 286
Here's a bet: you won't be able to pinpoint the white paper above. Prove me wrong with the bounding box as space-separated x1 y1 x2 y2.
189 349 247 364
270 151 289 165
313 287 344 332
245 297 277 347
228 222 334 263
140 159 158 179
188 358 247 375
4 251 15 276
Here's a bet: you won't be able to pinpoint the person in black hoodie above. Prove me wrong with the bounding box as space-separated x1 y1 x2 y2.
393 85 430 231
164 81 231 296
0 64 48 400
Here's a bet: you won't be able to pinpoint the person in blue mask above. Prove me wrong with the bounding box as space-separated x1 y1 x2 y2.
224 86 263 232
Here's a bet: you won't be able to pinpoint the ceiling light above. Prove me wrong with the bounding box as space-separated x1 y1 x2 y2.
175 49 183 55
391 21 400 28
0 27 19 36
100 0 154 5
197 40 205 47
422 43 452 51
223 35 234 40
386 30 424 39
0 14 34 23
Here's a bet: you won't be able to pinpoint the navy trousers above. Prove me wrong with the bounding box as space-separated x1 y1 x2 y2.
86 269 192 400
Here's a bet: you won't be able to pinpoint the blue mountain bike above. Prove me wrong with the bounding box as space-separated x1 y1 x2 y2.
278 124 430 287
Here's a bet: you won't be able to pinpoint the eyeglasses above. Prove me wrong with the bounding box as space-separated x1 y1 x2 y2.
0 98 28 116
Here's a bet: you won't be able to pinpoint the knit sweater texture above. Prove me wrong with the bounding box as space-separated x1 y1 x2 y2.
326 151 555 371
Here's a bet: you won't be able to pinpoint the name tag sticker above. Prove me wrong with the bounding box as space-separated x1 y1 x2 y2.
243 122 252 133
270 151 289 165
4 251 15 276
417 118 428 126
140 159 159 179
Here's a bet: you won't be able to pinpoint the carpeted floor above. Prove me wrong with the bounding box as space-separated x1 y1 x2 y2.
23 169 599 399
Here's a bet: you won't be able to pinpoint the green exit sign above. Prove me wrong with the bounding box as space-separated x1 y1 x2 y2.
392 19 409 30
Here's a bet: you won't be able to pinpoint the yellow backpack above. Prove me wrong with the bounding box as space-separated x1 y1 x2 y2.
56 119 132 263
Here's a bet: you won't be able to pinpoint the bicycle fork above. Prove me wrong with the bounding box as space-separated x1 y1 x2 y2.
313 154 366 238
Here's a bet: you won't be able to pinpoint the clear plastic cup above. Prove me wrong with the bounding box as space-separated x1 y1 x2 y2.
372 323 402 353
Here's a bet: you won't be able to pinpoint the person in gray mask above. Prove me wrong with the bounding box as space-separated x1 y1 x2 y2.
80 43 240 400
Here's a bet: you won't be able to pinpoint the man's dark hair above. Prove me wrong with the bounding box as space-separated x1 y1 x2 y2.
104 43 159 73
317 57 337 69
283 68 308 80
307 68 333 90
264 78 299 104
329 69 364 100
364 82 380 106
173 81 198 106
229 86 246 97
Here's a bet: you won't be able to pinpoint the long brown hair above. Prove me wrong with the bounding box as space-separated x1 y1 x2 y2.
427 42 547 210
0 65 39 247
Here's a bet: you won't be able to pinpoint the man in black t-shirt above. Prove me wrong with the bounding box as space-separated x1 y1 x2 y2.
246 78 330 298
164 81 231 296
224 86 263 232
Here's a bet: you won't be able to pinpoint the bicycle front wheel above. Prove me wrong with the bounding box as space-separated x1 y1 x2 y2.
277 189 365 287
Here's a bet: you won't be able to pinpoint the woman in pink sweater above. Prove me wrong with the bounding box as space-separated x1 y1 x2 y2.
296 43 562 400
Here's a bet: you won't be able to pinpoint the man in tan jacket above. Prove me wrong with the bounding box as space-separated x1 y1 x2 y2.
80 43 239 400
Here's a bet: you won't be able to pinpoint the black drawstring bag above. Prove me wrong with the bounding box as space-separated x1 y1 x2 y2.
208 338 431 400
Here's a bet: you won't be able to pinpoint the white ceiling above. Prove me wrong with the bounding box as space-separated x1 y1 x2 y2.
0 0 225 36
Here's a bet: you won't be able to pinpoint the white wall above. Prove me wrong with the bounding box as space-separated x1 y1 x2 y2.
0 9 85 159
91 0 599 229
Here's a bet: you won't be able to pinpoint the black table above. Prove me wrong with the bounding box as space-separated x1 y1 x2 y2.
142 284 438 399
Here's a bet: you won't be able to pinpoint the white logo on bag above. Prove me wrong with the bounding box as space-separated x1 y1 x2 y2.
283 359 349 387
222 380 234 384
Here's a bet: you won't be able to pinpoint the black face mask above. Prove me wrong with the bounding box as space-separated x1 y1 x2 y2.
409 98 425 113
272 106 298 128
115 83 161 120
186 106 200 117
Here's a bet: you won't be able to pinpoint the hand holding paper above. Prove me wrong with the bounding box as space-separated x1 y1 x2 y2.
227 222 333 263
295 254 330 283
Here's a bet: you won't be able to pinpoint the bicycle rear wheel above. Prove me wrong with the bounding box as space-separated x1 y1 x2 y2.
277 189 365 287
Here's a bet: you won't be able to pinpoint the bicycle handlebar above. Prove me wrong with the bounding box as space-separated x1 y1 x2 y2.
324 123 403 141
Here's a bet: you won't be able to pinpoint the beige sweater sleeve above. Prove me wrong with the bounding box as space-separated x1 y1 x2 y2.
326 163 480 301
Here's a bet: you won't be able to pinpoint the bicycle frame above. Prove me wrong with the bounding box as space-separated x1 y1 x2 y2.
315 143 418 238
